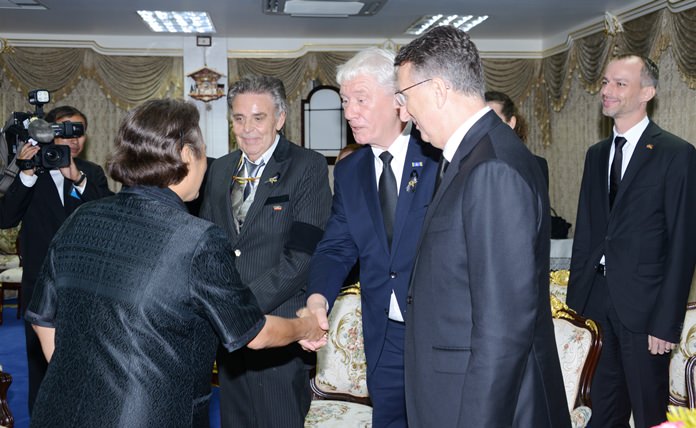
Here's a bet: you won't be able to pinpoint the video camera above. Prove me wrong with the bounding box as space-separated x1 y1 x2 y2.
1 89 83 170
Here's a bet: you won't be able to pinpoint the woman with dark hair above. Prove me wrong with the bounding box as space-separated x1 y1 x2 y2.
485 90 549 187
25 98 324 427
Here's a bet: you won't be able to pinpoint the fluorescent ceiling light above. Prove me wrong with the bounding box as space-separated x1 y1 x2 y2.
284 1 364 17
137 10 215 33
406 14 488 35
0 0 46 9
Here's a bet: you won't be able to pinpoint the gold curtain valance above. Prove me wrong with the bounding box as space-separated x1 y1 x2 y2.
0 47 181 109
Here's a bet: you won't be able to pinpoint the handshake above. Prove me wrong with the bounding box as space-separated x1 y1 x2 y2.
296 293 332 352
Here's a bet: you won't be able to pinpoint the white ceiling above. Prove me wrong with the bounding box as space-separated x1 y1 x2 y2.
0 0 687 54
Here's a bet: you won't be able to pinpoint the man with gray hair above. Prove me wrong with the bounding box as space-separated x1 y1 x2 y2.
302 47 440 427
201 75 332 427
394 26 570 427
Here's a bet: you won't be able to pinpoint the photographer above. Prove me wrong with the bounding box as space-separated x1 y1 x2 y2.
0 105 113 414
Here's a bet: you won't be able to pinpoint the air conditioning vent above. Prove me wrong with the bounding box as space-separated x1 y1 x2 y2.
263 0 387 17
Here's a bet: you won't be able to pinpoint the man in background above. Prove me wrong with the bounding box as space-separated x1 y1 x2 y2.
303 47 439 427
568 54 696 428
201 75 331 428
394 26 570 427
0 105 113 413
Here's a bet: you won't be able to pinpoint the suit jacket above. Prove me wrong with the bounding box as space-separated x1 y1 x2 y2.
568 121 696 343
0 158 113 291
405 111 570 427
200 136 332 318
308 132 440 375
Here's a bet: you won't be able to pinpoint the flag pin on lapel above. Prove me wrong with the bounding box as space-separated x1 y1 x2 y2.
273 205 283 211
646 144 654 150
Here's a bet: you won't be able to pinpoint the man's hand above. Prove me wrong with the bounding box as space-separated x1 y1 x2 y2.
59 156 81 183
17 144 40 176
298 293 330 352
648 335 677 355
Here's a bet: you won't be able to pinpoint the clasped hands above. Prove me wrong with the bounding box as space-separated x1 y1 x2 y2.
297 293 331 352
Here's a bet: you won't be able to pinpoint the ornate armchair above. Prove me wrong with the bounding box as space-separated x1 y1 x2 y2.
0 232 22 325
669 302 696 407
0 366 13 428
304 284 372 427
551 294 602 428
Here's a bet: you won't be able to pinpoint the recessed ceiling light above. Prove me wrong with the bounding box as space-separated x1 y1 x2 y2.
405 14 488 36
137 10 216 33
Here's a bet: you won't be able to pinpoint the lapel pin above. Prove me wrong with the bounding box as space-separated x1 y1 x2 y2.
273 205 283 211
266 173 280 184
406 170 419 192
411 161 423 167
646 144 654 150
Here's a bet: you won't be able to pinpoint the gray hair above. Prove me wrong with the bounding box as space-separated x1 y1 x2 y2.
337 47 397 92
227 75 288 118
394 26 486 98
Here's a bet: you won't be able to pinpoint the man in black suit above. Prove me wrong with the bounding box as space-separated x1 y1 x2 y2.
394 26 570 427
568 54 696 428
201 75 332 428
0 105 113 413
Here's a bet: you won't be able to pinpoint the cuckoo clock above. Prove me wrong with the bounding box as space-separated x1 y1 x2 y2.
187 67 226 102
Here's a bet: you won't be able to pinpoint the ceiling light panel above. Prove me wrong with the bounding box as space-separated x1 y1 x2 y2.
406 14 488 35
0 0 46 9
137 10 215 33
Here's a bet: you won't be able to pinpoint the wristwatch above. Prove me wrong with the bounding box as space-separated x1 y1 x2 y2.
15 158 35 170
73 170 87 186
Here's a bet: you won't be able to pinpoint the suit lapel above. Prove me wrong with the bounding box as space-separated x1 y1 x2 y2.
598 138 612 218
239 137 291 235
390 137 428 258
611 122 659 213
423 111 498 231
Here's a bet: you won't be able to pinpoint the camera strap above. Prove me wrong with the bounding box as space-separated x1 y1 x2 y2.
0 136 23 196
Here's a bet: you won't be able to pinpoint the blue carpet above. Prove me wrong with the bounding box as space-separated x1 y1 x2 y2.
0 298 221 428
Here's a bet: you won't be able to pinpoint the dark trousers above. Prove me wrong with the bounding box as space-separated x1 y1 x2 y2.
584 273 670 428
22 282 48 415
367 319 408 428
218 343 312 428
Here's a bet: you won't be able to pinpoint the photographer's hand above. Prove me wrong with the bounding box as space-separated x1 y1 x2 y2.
17 144 40 176
59 156 82 183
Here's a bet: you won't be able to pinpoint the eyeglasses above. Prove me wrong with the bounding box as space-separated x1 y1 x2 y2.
394 79 432 106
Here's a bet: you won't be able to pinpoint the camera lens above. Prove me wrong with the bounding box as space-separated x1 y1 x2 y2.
44 148 62 163
39 144 71 169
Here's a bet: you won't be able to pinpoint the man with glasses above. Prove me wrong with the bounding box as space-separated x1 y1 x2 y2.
302 47 439 427
394 26 570 427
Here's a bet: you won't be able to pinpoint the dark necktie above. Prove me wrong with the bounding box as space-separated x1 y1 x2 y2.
379 151 397 246
434 156 449 193
609 136 627 209
243 158 264 201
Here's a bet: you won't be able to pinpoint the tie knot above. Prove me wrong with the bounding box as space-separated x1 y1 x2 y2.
614 136 627 150
379 151 393 165
244 158 264 177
